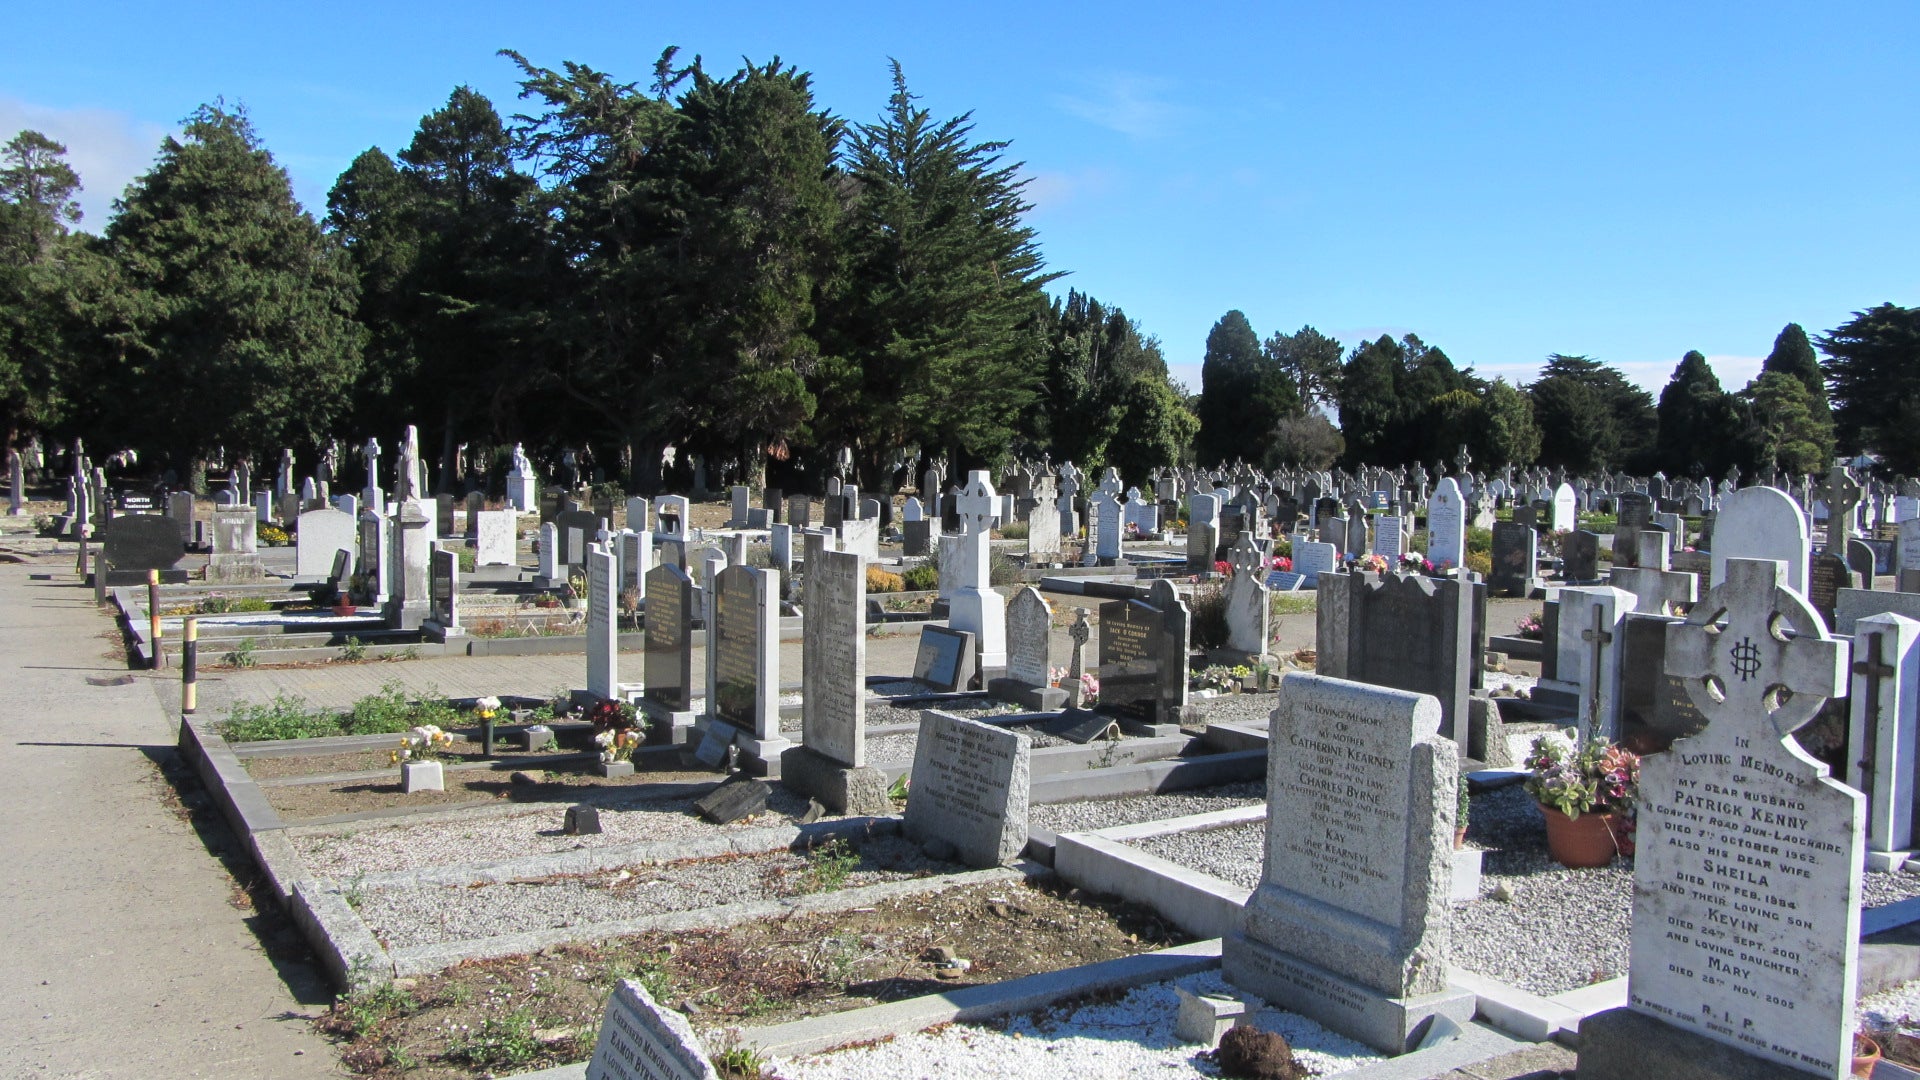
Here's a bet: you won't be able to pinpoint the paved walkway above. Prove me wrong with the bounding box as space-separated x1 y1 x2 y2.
0 542 338 1077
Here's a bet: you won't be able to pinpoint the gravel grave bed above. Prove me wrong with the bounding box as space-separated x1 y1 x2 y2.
292 787 817 877
1185 690 1279 729
1029 781 1265 834
780 970 1382 1079
356 835 961 949
1132 820 1267 890
1454 784 1920 996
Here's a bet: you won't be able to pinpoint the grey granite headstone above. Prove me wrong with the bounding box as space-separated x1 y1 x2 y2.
783 536 888 814
1224 673 1472 1054
903 710 1030 867
585 545 617 699
911 625 973 692
583 979 717 1080
643 563 694 713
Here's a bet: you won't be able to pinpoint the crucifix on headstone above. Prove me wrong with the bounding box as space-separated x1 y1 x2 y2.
1852 630 1895 801
1583 603 1613 738
1065 608 1091 707
1453 444 1471 478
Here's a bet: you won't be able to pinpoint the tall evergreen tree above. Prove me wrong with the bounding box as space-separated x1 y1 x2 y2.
1477 378 1541 466
1819 303 1920 472
1263 324 1344 410
90 103 362 480
1194 310 1295 466
1528 354 1655 473
1762 323 1828 415
1654 350 1734 476
325 147 420 438
1034 289 1169 468
1741 371 1832 475
1336 334 1402 464
0 131 86 444
821 61 1054 484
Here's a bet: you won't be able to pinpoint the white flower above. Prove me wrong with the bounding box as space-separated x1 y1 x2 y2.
594 731 614 748
475 696 501 712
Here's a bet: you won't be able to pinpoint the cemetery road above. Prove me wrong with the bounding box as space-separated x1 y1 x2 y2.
0 561 337 1079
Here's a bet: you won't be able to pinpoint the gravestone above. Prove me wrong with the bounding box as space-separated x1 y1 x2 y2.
166 490 194 543
642 563 695 725
582 979 718 1080
1187 493 1221 573
1848 613 1920 871
729 485 750 528
383 501 433 631
206 508 264 583
1371 514 1404 560
1562 529 1601 583
782 538 888 813
554 508 598 568
99 514 187 584
535 522 561 585
911 625 974 692
1315 570 1474 739
1224 673 1472 1054
705 563 787 767
947 471 1007 676
839 516 881 563
425 546 463 640
435 493 455 537
1552 482 1578 533
992 586 1065 710
295 508 356 579
1096 578 1190 729
1488 521 1536 598
1426 477 1465 570
464 491 484 538
1710 485 1809 595
1222 532 1271 659
785 494 810 530
1613 491 1652 569
356 508 389 602
584 545 619 699
1615 613 1706 754
655 495 690 542
618 529 652 599
1580 557 1857 1080
1555 585 1634 741
902 519 931 557
1292 540 1337 585
1025 489 1062 562
475 510 517 566
903 710 1031 867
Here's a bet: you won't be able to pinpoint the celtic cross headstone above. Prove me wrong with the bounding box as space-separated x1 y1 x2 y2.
1581 556 1859 1078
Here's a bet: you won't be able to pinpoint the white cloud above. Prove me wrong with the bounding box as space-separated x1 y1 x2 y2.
0 97 172 233
1053 73 1187 139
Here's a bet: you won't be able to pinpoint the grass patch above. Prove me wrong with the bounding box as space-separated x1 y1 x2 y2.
1270 592 1316 618
220 680 462 742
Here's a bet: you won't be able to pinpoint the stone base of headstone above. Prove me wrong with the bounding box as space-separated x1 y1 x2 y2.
695 718 792 778
1117 715 1186 738
383 599 428 631
1868 849 1913 873
594 760 635 778
532 574 564 590
779 745 891 815
1575 1007 1833 1080
1465 693 1514 767
205 557 266 583
419 619 467 643
639 700 700 744
986 677 1067 712
1222 932 1476 1055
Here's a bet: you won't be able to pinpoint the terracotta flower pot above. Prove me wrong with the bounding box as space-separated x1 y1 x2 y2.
1854 1032 1881 1077
1454 826 1469 851
1606 813 1637 857
1540 805 1618 867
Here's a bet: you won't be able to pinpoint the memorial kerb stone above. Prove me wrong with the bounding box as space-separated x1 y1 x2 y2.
1848 613 1920 871
1224 673 1472 1054
585 545 618 699
912 625 974 692
1488 521 1536 597
99 514 186 583
1581 556 1857 1080
295 507 356 579
903 710 1031 867
582 978 718 1080
643 563 694 715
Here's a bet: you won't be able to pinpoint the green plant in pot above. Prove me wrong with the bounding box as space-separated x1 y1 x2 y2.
1523 728 1639 867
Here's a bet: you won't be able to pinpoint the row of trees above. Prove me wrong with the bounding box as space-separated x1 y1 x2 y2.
5 45 1916 491
1191 307 1920 478
0 51 1198 493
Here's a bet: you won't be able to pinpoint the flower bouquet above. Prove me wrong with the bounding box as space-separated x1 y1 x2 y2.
392 724 455 793
1523 728 1640 866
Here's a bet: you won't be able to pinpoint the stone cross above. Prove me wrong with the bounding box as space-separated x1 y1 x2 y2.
1816 461 1863 549
955 471 998 537
1582 603 1614 737
1668 557 1845 740
1453 444 1471 477
1065 608 1091 707
1851 628 1896 801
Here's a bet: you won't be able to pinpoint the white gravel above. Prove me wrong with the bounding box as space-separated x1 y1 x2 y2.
1133 822 1266 890
293 789 817 877
355 835 955 949
773 970 1382 1080
1030 783 1265 835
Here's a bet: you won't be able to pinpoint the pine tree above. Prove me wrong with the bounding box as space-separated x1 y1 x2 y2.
0 131 86 444
93 103 362 478
1529 354 1655 473
1654 350 1734 476
1194 310 1295 466
1819 304 1920 471
1762 323 1828 416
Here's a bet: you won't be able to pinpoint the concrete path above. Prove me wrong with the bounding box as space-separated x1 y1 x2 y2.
0 547 338 1079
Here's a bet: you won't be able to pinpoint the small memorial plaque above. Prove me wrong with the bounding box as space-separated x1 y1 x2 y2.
584 979 718 1080
912 625 973 692
904 710 1030 867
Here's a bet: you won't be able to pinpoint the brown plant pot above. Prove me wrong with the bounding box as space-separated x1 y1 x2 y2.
332 603 356 617
1606 813 1637 857
1854 1033 1881 1077
1540 805 1619 867
1454 826 1469 851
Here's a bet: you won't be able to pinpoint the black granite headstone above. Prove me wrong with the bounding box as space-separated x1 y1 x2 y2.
694 777 771 824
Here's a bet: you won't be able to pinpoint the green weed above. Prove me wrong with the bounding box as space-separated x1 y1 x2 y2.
444 1008 541 1069
221 694 339 741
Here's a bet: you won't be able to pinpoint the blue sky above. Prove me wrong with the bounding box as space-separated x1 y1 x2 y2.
5 2 1915 396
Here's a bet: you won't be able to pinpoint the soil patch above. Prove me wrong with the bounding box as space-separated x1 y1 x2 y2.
317 877 1188 1078
243 735 578 781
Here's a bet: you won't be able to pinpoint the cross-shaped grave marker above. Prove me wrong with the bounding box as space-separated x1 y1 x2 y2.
1817 461 1863 550
1852 628 1896 801
1610 529 1698 615
1065 607 1092 707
